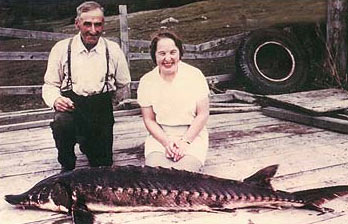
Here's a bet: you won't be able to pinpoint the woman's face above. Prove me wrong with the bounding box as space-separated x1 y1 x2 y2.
155 38 180 76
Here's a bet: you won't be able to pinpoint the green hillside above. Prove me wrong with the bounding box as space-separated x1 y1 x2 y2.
0 0 327 111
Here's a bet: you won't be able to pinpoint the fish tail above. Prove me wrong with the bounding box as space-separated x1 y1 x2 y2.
293 185 348 213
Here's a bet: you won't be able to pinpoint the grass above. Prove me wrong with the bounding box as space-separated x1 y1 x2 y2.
0 0 327 111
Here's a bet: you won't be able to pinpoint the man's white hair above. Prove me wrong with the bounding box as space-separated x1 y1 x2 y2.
76 1 104 20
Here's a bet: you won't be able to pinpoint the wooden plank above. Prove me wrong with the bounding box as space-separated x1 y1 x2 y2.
0 109 54 125
226 89 259 103
262 106 348 133
0 85 43 95
0 107 51 116
0 28 242 53
0 119 52 132
128 50 235 61
119 5 130 65
0 83 139 95
0 109 142 132
0 27 72 41
0 27 121 43
0 49 235 61
1 112 271 151
327 0 347 78
0 51 49 60
263 88 348 114
209 92 234 102
0 74 232 96
195 33 247 51
183 49 235 59
210 102 256 107
1 111 348 223
210 106 260 114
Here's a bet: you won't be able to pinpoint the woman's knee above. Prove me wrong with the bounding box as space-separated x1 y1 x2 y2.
145 152 202 172
145 152 172 168
173 155 202 172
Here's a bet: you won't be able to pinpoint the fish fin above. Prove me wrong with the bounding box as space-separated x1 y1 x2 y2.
71 202 95 224
300 203 334 214
243 165 279 190
212 208 237 213
293 185 348 213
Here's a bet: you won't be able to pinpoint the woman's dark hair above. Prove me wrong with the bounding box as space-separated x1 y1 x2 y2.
150 30 184 64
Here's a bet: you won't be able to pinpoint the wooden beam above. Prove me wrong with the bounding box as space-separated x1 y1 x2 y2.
262 88 348 114
226 89 258 103
0 50 235 61
327 0 347 80
210 93 235 103
0 51 49 61
0 27 120 44
0 27 72 41
183 49 235 59
0 27 245 53
0 85 42 95
262 106 348 134
210 106 260 114
0 74 232 95
195 33 247 51
119 5 130 66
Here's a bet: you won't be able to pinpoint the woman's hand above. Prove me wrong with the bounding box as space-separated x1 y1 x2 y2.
164 140 176 159
172 138 190 162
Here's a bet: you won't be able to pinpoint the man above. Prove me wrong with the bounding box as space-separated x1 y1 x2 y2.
42 1 131 172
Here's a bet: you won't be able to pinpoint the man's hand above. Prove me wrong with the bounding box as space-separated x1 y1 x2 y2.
53 96 75 112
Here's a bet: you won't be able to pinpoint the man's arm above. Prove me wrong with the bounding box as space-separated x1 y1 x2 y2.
42 42 65 108
112 41 132 104
115 82 131 103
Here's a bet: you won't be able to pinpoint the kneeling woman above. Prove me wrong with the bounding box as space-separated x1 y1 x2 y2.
137 30 210 172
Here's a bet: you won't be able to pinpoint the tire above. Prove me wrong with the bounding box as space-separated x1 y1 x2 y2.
236 29 308 94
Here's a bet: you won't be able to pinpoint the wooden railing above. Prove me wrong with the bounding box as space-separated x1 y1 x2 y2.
0 27 245 61
0 5 245 96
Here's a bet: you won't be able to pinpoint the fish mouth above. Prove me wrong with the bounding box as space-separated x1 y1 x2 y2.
5 194 27 205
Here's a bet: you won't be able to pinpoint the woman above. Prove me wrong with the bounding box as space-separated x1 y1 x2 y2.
137 30 210 172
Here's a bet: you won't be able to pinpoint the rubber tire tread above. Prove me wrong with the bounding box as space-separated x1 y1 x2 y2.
236 29 308 94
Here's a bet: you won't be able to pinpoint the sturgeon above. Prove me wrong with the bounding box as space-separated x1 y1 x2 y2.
5 165 348 224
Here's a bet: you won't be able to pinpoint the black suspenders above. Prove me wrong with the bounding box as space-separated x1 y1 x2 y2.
66 38 73 90
66 38 110 93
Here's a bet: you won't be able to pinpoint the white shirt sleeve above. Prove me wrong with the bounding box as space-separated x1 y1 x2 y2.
42 41 66 108
195 70 210 101
137 74 153 107
108 41 131 88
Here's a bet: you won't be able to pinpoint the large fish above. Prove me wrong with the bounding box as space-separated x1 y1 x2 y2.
4 165 348 224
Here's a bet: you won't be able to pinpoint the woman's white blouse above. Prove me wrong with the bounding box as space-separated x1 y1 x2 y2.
137 61 210 126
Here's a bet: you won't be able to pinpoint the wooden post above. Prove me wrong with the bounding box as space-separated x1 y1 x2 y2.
119 5 130 66
327 0 347 82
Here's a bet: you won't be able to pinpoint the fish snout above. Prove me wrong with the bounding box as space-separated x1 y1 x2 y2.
5 194 28 205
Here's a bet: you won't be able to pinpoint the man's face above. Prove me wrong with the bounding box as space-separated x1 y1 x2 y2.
75 8 104 47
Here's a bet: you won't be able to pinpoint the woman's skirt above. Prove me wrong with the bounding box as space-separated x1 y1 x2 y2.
144 125 209 165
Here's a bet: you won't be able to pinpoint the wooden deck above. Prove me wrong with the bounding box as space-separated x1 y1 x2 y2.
1 109 348 224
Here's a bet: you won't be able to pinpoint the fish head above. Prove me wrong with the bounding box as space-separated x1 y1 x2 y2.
5 193 31 207
4 176 70 212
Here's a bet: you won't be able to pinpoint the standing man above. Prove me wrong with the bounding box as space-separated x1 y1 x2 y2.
42 1 131 172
